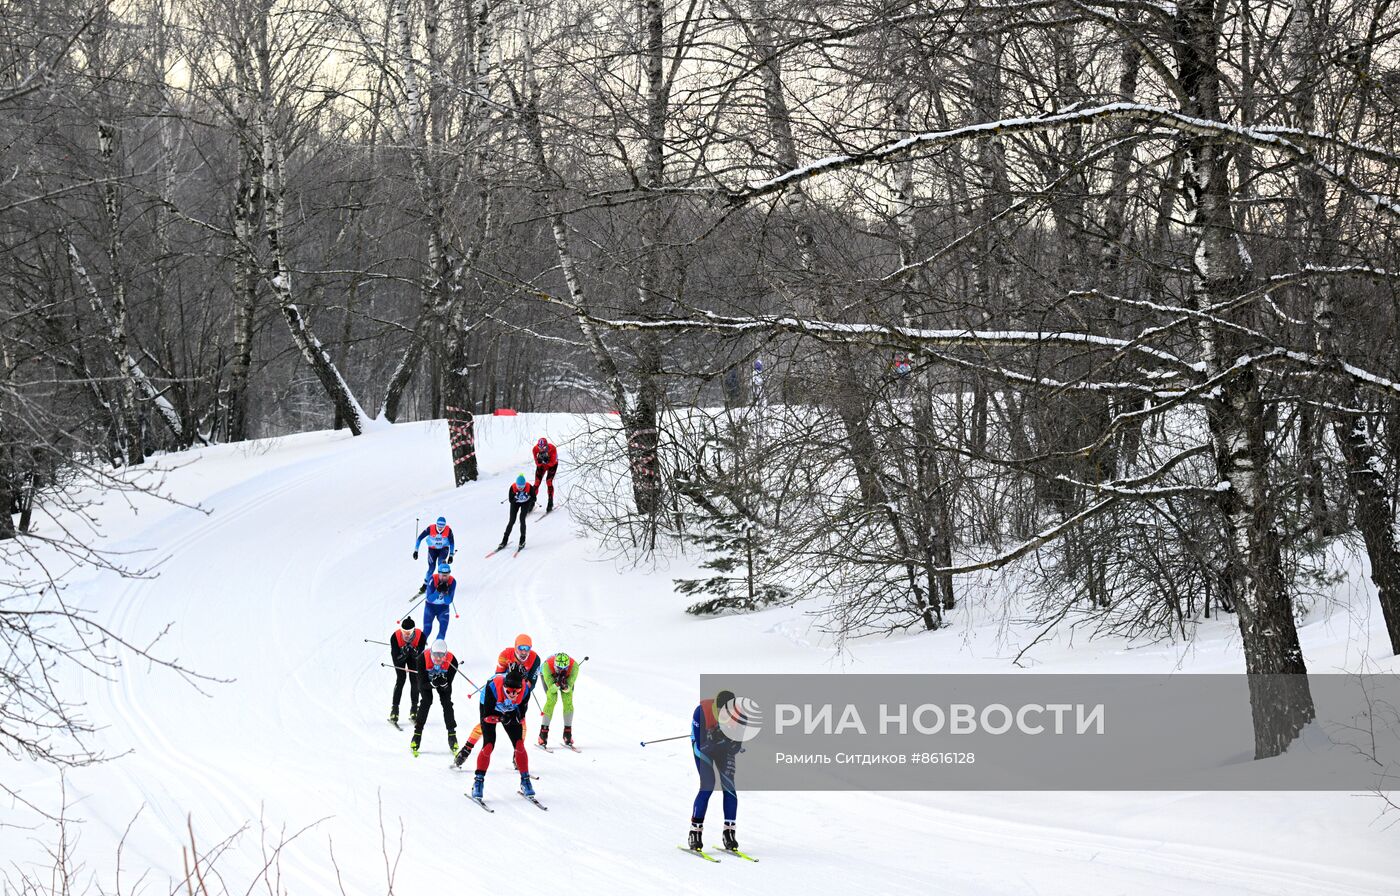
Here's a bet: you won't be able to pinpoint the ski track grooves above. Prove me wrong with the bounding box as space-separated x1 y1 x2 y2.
89 457 339 894
52 421 1400 896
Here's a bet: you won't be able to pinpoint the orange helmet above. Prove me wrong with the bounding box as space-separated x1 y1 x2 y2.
514 633 532 659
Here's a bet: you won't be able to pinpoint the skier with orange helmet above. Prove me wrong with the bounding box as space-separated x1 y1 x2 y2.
496 633 542 686
453 634 541 766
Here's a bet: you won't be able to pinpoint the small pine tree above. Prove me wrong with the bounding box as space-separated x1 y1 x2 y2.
672 413 788 615
675 512 787 615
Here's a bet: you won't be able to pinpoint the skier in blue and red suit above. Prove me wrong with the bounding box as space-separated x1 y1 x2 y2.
688 690 742 853
463 663 537 801
422 561 456 640
413 516 455 593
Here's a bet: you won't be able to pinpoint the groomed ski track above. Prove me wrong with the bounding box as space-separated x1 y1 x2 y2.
5 416 1399 895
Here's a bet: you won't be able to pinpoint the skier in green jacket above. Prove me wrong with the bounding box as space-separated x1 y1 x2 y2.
537 652 581 748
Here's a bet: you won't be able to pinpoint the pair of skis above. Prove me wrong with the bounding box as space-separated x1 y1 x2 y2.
536 743 581 753
468 790 548 812
484 505 557 558
677 846 759 863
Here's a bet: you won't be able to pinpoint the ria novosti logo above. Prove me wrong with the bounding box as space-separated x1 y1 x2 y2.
717 695 765 743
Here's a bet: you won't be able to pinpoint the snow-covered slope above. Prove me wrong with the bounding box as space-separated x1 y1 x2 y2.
4 416 1398 894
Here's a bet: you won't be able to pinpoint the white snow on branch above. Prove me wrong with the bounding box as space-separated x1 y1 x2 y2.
730 102 1400 222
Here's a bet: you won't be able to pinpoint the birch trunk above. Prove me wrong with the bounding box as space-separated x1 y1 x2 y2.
513 22 662 514
227 51 262 443
629 0 668 518
1177 0 1313 756
255 6 367 435
381 0 479 481
84 6 143 464
65 237 186 446
889 56 956 618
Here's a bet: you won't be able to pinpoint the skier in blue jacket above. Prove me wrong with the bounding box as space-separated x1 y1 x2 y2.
688 690 741 853
413 516 455 593
422 561 457 640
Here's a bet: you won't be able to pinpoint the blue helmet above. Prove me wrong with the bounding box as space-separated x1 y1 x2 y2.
435 516 447 528
438 561 452 575
516 475 527 487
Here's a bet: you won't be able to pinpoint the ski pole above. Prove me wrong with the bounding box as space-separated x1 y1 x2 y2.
363 638 388 646
640 734 691 747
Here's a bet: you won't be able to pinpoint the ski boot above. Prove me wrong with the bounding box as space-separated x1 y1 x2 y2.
518 537 526 549
453 742 474 768
388 708 398 725
546 496 554 513
409 733 421 757
497 539 508 551
722 824 738 852
537 725 550 747
562 726 574 747
471 771 485 800
519 772 536 798
687 820 704 851
448 731 459 753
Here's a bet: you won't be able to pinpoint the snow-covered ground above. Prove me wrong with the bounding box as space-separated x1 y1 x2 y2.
4 415 1398 894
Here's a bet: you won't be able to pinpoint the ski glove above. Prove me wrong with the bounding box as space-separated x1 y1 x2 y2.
413 550 419 560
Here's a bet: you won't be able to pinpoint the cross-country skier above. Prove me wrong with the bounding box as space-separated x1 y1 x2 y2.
496 632 542 685
413 516 454 592
388 617 426 726
466 663 536 801
454 634 541 764
688 690 742 853
498 475 536 550
537 652 580 748
531 437 559 512
410 639 460 756
422 561 456 640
